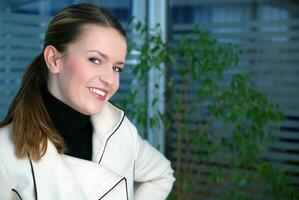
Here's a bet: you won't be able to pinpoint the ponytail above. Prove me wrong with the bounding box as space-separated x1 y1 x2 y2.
0 53 65 161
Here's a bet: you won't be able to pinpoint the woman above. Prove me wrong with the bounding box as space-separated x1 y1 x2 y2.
0 3 174 200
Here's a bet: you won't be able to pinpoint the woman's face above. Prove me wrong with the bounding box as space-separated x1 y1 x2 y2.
48 24 127 115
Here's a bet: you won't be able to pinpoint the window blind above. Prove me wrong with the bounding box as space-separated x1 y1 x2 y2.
167 1 299 199
0 12 48 119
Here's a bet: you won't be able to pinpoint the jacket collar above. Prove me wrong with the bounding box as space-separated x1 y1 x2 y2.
91 102 125 163
91 101 124 138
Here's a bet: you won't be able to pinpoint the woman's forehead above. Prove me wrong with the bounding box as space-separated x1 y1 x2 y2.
77 24 126 43
67 24 127 60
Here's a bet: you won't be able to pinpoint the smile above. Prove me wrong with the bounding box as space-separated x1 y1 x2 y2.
88 87 108 100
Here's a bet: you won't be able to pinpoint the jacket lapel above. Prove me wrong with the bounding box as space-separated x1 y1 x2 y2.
32 140 128 199
91 102 124 163
31 141 78 200
62 155 128 199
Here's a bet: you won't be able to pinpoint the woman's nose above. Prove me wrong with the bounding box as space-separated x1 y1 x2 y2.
99 66 114 85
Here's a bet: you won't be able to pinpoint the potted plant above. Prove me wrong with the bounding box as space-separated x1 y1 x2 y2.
117 20 299 200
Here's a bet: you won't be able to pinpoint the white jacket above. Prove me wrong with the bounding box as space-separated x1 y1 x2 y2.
0 102 175 200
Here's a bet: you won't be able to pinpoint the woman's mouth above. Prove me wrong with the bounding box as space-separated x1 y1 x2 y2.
88 87 108 100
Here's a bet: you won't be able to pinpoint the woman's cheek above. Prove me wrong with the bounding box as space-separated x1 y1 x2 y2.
65 59 90 81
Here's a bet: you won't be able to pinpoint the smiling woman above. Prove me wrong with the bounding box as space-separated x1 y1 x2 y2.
45 25 127 115
0 3 174 200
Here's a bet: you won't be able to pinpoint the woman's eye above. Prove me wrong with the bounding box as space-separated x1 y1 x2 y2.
89 57 102 65
112 66 123 73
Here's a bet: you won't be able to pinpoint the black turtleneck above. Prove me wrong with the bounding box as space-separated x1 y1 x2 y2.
42 87 92 161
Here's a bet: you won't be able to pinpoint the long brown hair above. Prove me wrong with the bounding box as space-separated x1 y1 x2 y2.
0 3 127 161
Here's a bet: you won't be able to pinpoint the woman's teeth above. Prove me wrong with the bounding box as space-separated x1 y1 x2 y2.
89 88 106 96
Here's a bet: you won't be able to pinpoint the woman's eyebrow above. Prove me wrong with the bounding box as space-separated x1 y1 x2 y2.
87 50 108 59
87 50 125 65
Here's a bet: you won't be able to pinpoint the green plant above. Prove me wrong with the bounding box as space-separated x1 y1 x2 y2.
119 20 299 200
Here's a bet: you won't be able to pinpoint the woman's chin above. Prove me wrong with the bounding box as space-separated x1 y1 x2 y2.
84 103 105 116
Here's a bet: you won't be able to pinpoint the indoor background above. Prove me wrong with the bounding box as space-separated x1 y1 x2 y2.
0 0 298 199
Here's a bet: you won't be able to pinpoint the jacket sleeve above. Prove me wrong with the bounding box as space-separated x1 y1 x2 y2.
128 121 175 200
0 158 12 199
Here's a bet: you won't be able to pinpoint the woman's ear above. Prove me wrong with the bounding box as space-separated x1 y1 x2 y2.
44 45 62 74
